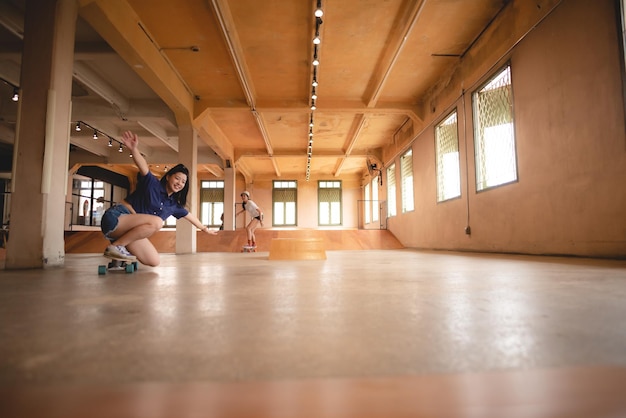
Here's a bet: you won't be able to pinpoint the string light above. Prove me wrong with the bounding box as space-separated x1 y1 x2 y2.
315 0 323 17
1 77 19 102
306 1 323 181
73 120 127 154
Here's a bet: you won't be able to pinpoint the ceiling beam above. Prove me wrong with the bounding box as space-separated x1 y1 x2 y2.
194 109 234 162
335 114 367 177
137 120 178 152
209 0 257 110
73 61 130 115
363 0 427 107
271 157 281 178
0 1 24 40
209 0 279 178
70 98 178 129
78 0 194 122
236 150 372 159
202 164 225 178
235 159 253 184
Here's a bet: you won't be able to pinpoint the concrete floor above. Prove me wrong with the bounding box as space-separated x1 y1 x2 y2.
1 249 626 416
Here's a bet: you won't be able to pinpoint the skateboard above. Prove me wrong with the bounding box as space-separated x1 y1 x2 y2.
98 256 139 275
242 245 257 253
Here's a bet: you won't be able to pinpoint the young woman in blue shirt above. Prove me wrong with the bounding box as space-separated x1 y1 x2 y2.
101 131 217 266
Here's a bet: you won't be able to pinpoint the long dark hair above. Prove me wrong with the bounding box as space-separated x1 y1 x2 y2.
160 164 190 207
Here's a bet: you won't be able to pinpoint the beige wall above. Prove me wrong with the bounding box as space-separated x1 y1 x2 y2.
386 0 626 258
233 176 362 229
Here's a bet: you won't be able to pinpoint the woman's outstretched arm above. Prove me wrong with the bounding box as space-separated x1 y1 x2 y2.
120 131 150 176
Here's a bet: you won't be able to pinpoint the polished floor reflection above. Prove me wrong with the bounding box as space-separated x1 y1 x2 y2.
1 249 626 416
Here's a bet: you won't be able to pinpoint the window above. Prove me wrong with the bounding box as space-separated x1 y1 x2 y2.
71 177 115 227
364 182 371 224
200 180 224 227
473 64 518 191
435 110 461 202
318 180 342 226
387 164 396 217
400 149 414 213
273 180 297 226
371 177 379 223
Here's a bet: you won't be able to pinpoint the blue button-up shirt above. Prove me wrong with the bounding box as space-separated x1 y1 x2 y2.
125 171 189 220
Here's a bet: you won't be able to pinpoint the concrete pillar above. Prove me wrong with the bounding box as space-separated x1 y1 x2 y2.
223 167 236 230
175 124 197 254
6 0 76 269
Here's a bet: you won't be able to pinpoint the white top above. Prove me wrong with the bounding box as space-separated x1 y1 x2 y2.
242 200 261 217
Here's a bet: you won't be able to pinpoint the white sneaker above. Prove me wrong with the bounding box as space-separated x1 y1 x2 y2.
104 245 136 261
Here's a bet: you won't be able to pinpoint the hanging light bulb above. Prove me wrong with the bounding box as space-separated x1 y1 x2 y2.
108 138 113 147
118 143 123 152
11 88 18 102
75 122 81 132
93 131 98 140
315 0 323 17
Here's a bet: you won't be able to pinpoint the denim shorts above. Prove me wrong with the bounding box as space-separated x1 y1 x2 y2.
101 204 131 241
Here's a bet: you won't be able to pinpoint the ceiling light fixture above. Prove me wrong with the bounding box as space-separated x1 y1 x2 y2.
315 0 323 17
1 77 20 102
313 20 321 45
73 120 127 154
307 1 323 181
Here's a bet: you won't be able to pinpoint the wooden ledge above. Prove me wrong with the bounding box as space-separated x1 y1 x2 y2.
268 238 326 260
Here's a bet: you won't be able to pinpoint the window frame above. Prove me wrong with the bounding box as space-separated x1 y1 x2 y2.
318 180 342 226
472 63 519 192
435 109 461 203
199 180 224 228
386 163 397 217
400 148 414 213
272 180 298 227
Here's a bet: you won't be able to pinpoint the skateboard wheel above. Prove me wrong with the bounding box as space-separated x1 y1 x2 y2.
98 265 107 275
125 263 134 273
132 261 139 271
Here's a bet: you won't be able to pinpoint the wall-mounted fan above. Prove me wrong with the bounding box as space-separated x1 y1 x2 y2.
366 157 383 187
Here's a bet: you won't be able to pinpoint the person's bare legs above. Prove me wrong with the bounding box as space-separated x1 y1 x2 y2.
246 218 261 245
108 214 163 266
127 238 160 266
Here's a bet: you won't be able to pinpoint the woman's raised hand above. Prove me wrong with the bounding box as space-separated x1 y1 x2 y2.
121 131 139 151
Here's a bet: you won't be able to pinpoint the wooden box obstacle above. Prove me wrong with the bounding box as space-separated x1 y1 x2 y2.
268 238 326 260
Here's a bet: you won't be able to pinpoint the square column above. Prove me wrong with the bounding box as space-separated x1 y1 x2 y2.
6 0 77 269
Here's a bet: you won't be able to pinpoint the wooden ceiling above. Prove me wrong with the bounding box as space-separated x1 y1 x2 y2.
0 0 510 183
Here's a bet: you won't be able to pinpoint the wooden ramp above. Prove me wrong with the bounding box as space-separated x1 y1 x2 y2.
63 228 403 254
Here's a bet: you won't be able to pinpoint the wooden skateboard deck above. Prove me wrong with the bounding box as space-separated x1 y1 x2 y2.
242 245 257 253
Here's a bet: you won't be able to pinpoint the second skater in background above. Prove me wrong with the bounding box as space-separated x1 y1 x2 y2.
237 191 263 248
